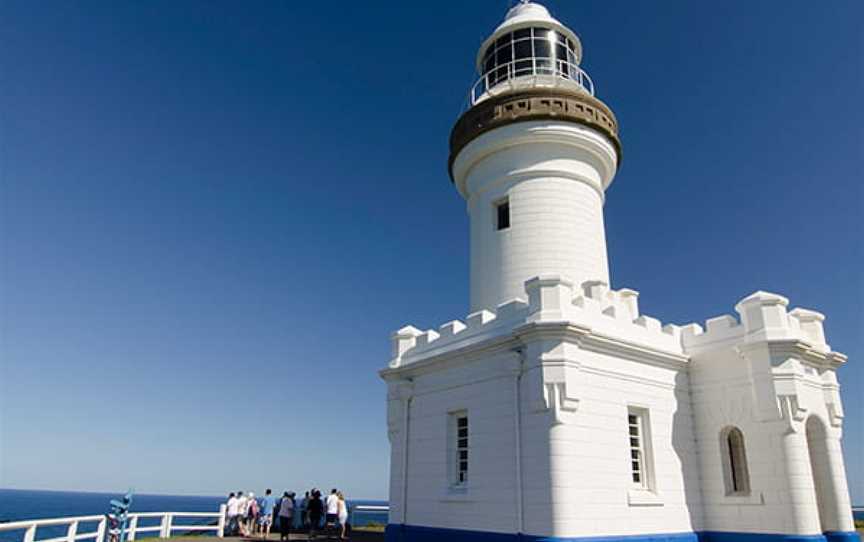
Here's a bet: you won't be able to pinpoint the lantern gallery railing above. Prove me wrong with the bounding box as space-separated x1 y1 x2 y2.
468 57 594 106
0 507 227 542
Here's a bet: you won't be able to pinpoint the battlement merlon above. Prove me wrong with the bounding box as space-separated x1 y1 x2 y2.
682 290 846 369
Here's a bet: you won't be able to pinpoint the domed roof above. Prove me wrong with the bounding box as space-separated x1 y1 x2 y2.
502 1 555 28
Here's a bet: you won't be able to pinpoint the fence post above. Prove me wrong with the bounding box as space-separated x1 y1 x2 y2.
216 505 226 538
159 514 172 539
127 516 138 541
67 520 79 542
23 525 36 542
95 517 107 542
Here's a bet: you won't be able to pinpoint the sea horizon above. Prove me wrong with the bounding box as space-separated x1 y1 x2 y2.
0 487 388 502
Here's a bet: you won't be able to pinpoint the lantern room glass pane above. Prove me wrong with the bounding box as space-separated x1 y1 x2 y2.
556 44 568 61
496 43 512 65
533 39 551 58
514 39 532 60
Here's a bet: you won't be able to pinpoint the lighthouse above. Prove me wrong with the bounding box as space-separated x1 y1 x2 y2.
381 3 859 542
449 1 619 313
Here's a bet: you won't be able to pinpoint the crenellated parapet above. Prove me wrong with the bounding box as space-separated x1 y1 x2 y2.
682 290 842 365
387 297 531 369
568 279 683 353
387 275 686 369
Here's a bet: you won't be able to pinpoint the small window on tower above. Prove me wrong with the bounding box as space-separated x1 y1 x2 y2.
496 199 510 230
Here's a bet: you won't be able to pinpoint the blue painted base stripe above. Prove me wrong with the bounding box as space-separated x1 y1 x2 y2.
823 533 862 542
385 525 861 542
385 525 697 542
700 532 826 542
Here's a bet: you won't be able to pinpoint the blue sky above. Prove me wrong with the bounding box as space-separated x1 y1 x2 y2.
0 0 861 502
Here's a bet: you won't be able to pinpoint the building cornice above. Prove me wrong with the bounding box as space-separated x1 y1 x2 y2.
380 332 520 381
513 321 688 369
738 339 847 370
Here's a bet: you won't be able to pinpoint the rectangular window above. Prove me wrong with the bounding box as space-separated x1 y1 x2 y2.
496 199 510 230
449 412 469 486
627 408 652 489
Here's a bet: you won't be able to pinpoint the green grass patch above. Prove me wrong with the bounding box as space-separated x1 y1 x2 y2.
353 522 386 533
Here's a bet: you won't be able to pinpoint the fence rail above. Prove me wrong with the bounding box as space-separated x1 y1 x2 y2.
0 506 227 542
349 505 389 527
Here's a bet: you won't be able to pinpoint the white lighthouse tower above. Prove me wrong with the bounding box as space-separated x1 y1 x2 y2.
450 1 619 313
381 3 859 542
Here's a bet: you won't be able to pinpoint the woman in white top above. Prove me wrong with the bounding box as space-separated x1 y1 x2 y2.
337 492 349 541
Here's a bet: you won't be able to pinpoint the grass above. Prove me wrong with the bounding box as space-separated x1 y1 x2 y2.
351 523 385 533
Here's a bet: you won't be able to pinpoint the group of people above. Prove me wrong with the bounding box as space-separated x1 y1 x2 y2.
225 488 350 541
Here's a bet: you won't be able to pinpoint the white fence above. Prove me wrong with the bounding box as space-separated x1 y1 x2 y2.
349 504 388 527
0 506 227 542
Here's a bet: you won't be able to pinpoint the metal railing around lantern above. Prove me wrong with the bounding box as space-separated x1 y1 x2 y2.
468 57 594 108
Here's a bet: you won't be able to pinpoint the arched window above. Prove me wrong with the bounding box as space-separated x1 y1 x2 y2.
720 426 751 496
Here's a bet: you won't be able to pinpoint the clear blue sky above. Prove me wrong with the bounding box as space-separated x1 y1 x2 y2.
0 0 861 502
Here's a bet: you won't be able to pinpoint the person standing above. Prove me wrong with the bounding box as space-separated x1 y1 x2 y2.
226 493 239 537
337 492 349 541
277 492 294 541
246 492 259 536
325 489 339 537
236 492 249 537
259 489 276 539
298 492 309 530
307 491 323 540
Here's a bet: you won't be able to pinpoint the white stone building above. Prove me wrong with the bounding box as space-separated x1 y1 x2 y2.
380 3 858 542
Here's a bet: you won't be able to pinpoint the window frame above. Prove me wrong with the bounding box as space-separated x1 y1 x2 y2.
448 410 469 488
628 411 648 489
626 407 655 492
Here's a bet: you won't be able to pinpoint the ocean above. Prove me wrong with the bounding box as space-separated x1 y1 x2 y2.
0 489 388 542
